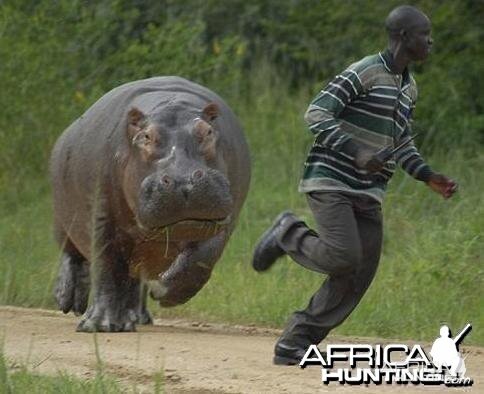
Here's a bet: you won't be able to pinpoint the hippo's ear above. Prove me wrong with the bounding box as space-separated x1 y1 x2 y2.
201 103 219 122
127 107 146 137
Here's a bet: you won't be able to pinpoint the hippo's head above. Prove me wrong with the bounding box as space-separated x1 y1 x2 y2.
121 102 233 232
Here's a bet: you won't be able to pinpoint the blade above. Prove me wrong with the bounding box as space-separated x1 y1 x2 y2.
453 323 472 345
391 133 419 155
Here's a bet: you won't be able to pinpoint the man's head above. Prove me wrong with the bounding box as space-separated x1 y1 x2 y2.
440 325 450 338
385 5 433 61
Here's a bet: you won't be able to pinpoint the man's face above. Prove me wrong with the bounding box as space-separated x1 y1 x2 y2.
405 18 433 61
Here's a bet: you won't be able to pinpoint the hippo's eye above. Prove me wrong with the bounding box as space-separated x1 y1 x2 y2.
199 127 214 141
132 131 152 147
192 119 216 143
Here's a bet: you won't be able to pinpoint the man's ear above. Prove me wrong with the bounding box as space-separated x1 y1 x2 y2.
400 28 408 41
202 103 219 122
127 107 146 138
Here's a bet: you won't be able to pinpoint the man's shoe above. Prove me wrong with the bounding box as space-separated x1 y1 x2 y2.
273 343 307 365
274 343 327 366
252 211 293 272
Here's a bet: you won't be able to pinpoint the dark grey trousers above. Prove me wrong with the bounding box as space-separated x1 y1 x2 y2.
276 191 383 348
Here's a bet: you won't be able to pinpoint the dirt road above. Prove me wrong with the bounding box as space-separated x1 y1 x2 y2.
0 306 481 393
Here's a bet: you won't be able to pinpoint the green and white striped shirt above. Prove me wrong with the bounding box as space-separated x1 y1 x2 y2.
299 50 433 203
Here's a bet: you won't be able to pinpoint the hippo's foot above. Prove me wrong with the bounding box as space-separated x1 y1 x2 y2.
54 252 90 316
151 233 226 307
77 269 145 332
77 302 138 332
152 260 212 307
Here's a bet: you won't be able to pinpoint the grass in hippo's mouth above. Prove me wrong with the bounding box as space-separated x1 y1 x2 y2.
140 216 231 241
135 215 230 234
159 216 231 229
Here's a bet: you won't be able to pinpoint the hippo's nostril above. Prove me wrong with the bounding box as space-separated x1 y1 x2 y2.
191 169 204 181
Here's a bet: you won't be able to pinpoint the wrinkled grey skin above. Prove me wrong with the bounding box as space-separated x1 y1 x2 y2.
50 77 250 332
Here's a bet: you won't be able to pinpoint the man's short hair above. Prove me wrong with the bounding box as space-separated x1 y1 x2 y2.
385 5 428 36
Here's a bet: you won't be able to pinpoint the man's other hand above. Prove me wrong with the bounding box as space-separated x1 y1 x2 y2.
426 173 458 199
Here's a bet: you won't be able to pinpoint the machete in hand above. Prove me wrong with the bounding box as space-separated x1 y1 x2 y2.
373 133 419 163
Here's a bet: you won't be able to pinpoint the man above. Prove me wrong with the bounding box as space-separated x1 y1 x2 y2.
430 325 466 376
252 5 458 365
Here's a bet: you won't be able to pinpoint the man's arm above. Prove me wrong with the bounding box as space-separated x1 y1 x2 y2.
394 130 434 182
395 121 457 199
304 68 364 156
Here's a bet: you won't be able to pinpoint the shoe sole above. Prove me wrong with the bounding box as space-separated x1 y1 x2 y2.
273 355 300 365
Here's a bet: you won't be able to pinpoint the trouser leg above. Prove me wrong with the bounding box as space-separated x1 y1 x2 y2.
277 192 362 276
277 192 383 349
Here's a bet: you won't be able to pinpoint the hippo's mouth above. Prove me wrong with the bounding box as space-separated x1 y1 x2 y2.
140 215 231 242
161 215 232 229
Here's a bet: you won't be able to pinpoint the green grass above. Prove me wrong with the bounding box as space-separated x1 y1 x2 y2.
0 337 164 393
0 70 482 346
0 364 123 394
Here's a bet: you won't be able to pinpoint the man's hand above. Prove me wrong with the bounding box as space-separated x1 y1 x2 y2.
426 173 458 199
354 149 386 173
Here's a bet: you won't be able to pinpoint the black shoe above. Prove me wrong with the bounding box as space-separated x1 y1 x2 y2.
273 343 307 365
252 211 293 272
274 343 327 366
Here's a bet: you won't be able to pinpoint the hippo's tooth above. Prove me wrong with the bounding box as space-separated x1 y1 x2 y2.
196 261 211 270
214 214 232 225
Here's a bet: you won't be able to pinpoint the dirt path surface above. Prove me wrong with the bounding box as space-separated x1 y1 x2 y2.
1 306 481 393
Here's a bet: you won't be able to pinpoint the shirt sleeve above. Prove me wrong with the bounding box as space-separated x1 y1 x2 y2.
304 68 364 155
394 105 434 182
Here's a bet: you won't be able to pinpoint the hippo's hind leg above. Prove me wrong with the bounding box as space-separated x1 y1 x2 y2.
54 242 90 316
150 231 228 307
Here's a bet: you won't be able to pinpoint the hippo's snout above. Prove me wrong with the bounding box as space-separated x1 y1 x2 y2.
157 169 206 196
137 166 233 229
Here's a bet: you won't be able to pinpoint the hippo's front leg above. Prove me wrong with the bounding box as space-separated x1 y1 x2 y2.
150 231 228 307
77 255 148 332
137 283 153 325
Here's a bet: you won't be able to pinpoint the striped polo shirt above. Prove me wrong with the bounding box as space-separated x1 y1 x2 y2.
299 49 432 203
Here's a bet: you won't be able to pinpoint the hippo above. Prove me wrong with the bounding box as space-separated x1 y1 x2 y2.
50 77 250 332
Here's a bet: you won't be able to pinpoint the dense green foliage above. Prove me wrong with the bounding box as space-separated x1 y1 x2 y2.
0 0 482 351
1 0 482 192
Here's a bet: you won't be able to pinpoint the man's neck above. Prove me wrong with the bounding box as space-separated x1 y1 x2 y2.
387 42 410 74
